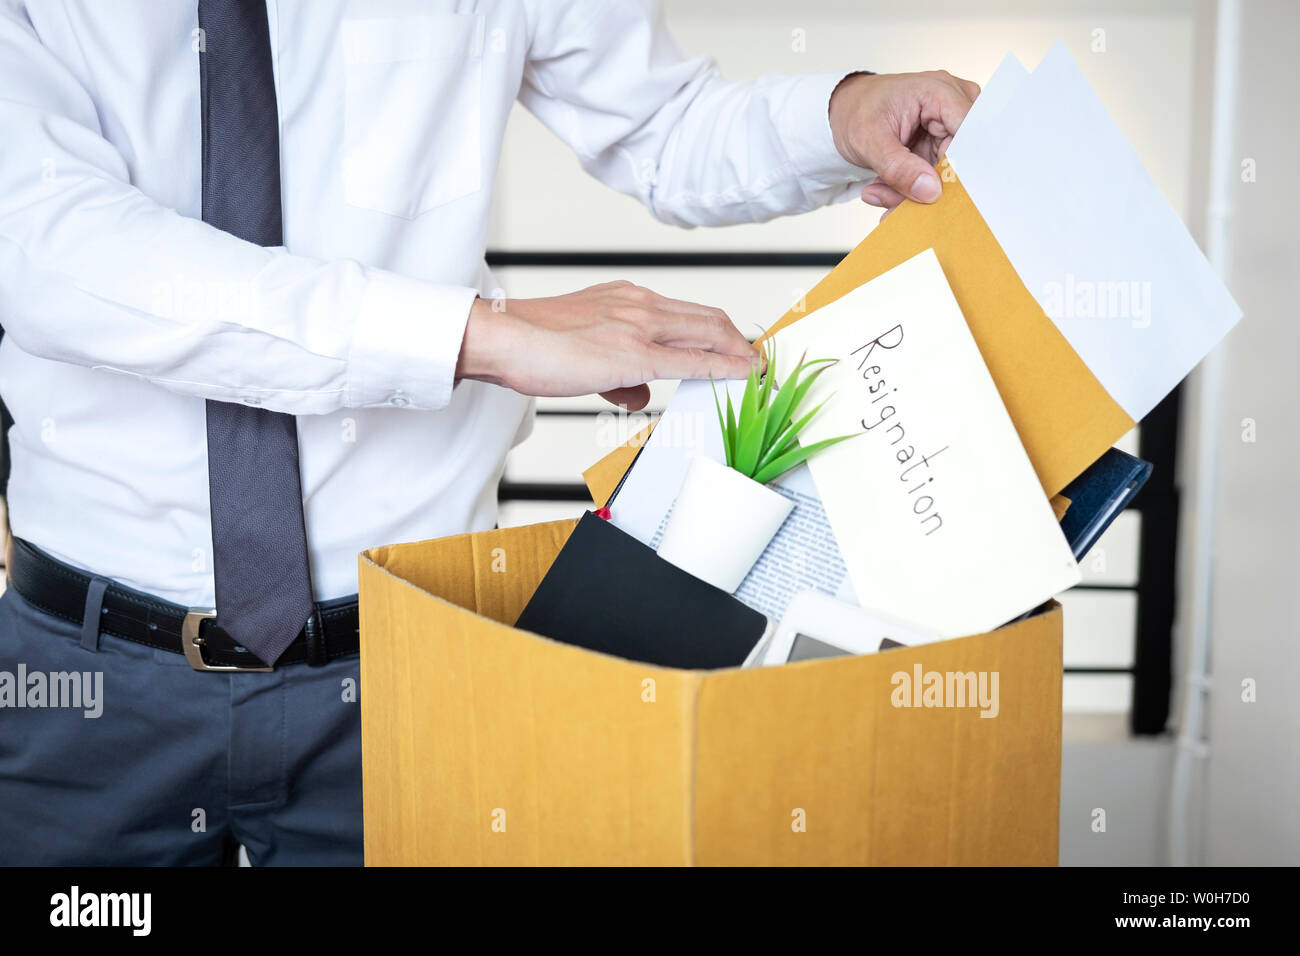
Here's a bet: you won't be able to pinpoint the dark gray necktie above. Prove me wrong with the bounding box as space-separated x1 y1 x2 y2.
197 0 314 666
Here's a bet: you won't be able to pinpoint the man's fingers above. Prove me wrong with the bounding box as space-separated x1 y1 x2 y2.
867 75 978 204
866 72 979 205
922 72 976 142
600 385 651 411
648 344 759 382
609 287 754 357
648 292 728 319
649 299 752 353
868 138 943 203
651 308 755 358
861 182 906 209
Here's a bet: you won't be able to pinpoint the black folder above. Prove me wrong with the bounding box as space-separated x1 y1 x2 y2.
1059 447 1153 561
514 511 767 669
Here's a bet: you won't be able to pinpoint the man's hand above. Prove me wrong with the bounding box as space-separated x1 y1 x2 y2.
828 70 980 211
456 281 760 411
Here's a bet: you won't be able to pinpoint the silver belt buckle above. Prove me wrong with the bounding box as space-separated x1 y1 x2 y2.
181 609 273 672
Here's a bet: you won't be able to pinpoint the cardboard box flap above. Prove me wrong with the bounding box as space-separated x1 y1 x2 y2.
364 520 572 626
583 424 654 508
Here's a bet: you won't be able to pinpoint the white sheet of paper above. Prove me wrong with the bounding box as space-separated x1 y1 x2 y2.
770 249 1080 638
609 379 855 622
946 52 1028 156
607 379 727 548
946 42 1242 421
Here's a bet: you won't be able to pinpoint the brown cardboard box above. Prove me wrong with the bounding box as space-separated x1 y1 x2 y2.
358 518 1063 866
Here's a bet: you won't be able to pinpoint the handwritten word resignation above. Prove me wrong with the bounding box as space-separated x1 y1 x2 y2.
851 324 947 537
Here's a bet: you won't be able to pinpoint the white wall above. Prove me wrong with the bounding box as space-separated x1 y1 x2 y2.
490 0 1200 254
1195 0 1300 866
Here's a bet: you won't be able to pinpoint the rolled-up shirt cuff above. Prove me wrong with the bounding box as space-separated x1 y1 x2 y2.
774 70 876 188
345 270 478 412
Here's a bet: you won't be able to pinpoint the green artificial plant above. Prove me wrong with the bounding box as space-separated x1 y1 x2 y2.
711 348 857 485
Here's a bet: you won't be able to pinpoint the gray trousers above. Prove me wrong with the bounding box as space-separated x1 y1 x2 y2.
0 586 363 865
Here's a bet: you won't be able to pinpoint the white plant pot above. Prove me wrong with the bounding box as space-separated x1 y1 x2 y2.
656 455 795 593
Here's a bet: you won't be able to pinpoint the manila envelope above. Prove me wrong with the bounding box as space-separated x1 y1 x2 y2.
760 159 1133 499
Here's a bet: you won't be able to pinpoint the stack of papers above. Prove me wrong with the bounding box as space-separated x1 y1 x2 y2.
603 43 1241 642
765 42 1241 499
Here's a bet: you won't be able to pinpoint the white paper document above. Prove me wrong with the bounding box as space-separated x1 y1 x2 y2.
947 42 1242 421
947 52 1028 155
770 249 1080 637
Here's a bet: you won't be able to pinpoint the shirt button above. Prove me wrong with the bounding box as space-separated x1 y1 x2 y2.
243 396 261 406
388 391 410 408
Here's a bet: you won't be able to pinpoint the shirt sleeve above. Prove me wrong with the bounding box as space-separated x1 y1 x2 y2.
519 0 874 228
0 2 473 416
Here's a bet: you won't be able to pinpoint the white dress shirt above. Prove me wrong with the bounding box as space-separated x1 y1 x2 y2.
0 0 870 605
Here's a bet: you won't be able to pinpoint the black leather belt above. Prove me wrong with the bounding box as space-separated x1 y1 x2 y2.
4 536 359 671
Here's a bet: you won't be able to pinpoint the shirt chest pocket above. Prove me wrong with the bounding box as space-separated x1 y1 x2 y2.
340 13 484 219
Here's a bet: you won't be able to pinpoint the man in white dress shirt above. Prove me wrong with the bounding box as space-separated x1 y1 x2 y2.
0 0 977 865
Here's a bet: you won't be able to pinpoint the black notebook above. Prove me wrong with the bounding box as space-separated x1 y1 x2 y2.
1059 447 1153 561
514 511 767 669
